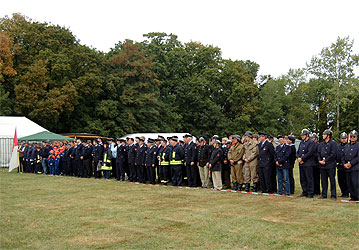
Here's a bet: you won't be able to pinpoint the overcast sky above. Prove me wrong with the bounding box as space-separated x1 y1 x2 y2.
1 0 358 77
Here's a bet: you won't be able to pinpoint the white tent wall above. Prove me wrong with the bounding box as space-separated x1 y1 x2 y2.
0 116 48 168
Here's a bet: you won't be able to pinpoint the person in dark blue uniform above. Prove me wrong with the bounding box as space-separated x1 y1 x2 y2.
342 130 359 201
310 133 321 196
116 138 127 181
135 138 146 183
169 136 184 186
275 136 291 196
258 132 275 193
317 129 338 200
337 132 349 198
127 138 137 182
80 140 92 178
145 139 157 184
184 134 198 187
297 129 315 198
93 139 104 178
158 139 171 185
287 136 297 194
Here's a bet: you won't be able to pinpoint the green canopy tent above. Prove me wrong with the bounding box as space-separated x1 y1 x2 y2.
19 131 71 142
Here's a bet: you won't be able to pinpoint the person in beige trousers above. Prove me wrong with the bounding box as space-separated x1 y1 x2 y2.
243 131 259 192
209 140 223 190
227 135 245 191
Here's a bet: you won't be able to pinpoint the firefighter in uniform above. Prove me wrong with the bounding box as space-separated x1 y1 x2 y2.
101 142 112 179
243 131 259 192
227 135 244 191
169 137 184 186
337 132 349 198
158 139 171 185
317 129 338 200
342 130 359 201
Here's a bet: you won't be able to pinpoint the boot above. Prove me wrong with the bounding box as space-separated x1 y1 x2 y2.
232 182 238 191
253 182 258 192
245 183 250 192
238 183 243 191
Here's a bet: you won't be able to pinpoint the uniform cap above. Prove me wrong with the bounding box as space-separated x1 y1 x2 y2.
301 129 310 136
258 132 267 137
212 135 219 139
244 131 253 137
232 134 241 140
148 138 155 143
199 137 205 142
226 140 232 145
323 129 333 136
277 135 284 139
349 130 358 137
310 133 318 139
288 136 296 142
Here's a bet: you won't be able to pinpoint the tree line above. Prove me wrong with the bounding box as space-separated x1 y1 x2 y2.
1 14 358 139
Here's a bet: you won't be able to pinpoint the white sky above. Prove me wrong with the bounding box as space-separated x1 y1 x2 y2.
1 0 358 77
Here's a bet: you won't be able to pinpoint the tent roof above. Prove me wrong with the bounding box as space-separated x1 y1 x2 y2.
0 116 47 138
19 131 71 142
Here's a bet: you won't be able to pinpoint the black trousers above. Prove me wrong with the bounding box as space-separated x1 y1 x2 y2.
288 167 295 194
271 166 277 192
337 168 349 196
111 158 117 178
146 165 156 184
94 160 102 178
299 165 314 196
128 162 136 181
186 164 198 187
116 158 125 180
259 167 273 193
320 168 336 198
159 165 170 183
138 165 146 183
313 165 321 195
172 165 182 186
221 165 231 188
74 159 80 177
345 170 358 201
35 162 42 173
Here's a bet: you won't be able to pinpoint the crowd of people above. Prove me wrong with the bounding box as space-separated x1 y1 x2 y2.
16 129 358 201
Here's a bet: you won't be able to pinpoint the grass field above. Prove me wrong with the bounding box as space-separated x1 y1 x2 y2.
1 168 358 250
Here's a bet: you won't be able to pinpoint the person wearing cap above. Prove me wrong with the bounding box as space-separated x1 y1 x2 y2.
184 134 198 187
80 140 92 178
317 129 338 200
116 139 127 181
221 137 231 189
336 132 349 198
197 137 211 188
275 136 291 196
135 138 147 183
145 139 157 184
100 142 112 179
62 143 71 176
243 131 260 192
342 130 359 201
34 145 42 174
297 129 316 198
258 132 275 193
310 133 321 196
228 135 245 191
158 139 171 185
92 139 104 178
29 143 38 173
209 140 223 190
73 139 83 177
169 136 184 186
127 138 137 182
287 135 297 194
69 141 77 176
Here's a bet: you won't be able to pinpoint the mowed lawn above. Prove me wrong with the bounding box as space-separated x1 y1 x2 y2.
1 168 358 250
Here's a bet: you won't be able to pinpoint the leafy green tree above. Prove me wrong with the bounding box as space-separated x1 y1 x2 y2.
307 36 359 132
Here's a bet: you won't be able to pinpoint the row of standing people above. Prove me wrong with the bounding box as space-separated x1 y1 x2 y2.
17 129 358 201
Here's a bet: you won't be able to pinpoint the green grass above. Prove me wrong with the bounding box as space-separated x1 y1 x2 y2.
1 168 358 250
